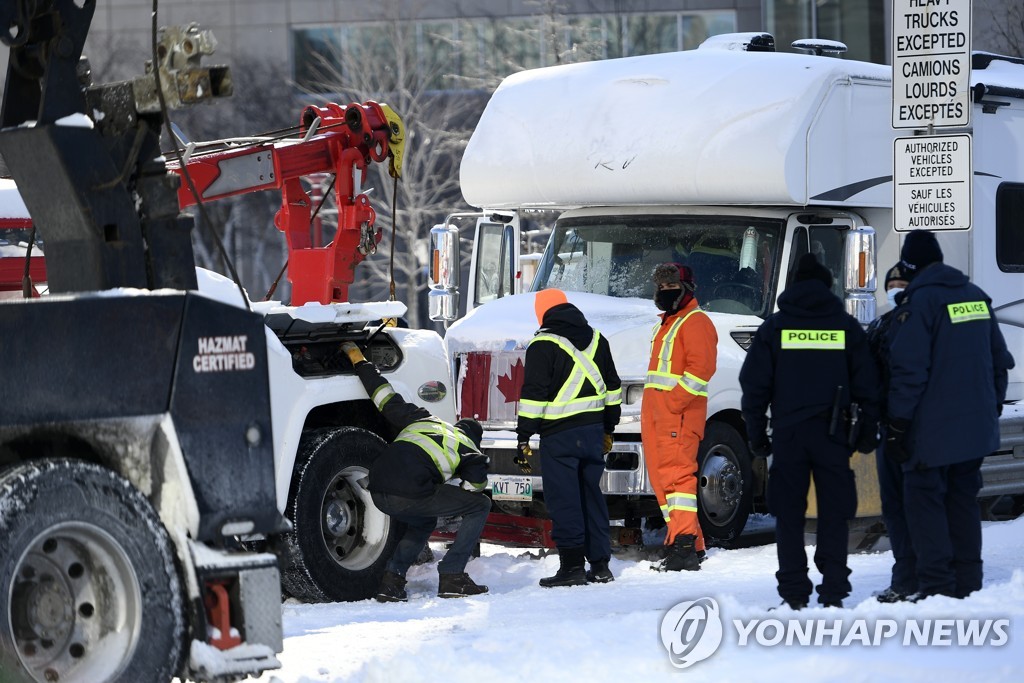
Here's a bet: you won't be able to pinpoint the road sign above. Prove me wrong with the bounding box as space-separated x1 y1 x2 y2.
892 0 972 129
893 133 972 232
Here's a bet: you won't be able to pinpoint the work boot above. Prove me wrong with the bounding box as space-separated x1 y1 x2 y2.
585 559 614 584
770 599 808 611
656 534 701 572
437 572 488 598
375 571 408 603
873 586 911 604
539 546 587 587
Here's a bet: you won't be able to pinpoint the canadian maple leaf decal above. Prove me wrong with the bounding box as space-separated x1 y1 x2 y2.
496 358 525 404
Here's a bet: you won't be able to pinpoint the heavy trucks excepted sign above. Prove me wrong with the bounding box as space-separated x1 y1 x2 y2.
892 0 971 129
894 133 972 232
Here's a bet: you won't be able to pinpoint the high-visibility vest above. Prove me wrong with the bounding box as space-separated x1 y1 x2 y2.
645 309 711 398
518 331 621 421
394 418 480 483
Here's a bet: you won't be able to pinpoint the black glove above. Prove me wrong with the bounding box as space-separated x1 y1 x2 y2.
748 433 771 459
856 420 880 453
514 442 534 474
885 418 912 464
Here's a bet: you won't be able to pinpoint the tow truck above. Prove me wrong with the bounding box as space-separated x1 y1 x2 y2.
0 1 455 682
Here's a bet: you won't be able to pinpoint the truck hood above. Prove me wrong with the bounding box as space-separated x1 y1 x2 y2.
446 291 761 380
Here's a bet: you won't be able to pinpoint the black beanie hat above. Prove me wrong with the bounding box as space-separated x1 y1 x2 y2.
455 418 483 449
884 262 910 289
900 230 943 277
793 253 832 289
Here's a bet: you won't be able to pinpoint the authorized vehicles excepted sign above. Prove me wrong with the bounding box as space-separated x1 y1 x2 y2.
892 0 971 129
893 133 972 232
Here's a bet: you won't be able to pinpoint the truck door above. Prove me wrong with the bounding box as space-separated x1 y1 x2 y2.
783 218 853 299
467 213 521 314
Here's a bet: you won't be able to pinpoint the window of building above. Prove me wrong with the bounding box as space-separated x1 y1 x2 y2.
996 183 1024 273
764 0 886 63
292 10 738 93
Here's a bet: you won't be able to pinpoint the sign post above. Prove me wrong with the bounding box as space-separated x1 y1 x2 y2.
892 0 972 233
892 0 972 129
893 134 972 232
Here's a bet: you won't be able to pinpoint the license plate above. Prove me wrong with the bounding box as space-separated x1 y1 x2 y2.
490 474 533 502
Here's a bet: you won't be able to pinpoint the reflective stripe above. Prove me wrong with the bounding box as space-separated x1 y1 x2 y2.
665 492 698 513
518 331 612 420
371 384 396 410
394 419 478 479
780 329 845 350
646 309 711 393
948 301 990 324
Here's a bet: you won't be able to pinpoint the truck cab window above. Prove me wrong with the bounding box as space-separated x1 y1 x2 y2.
787 225 846 298
532 215 783 318
474 222 514 305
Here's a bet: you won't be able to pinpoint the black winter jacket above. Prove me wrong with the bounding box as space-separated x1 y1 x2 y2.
516 303 622 441
887 263 1015 468
354 362 489 499
866 307 897 420
739 279 880 439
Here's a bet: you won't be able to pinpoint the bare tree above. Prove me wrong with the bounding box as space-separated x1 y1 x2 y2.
979 0 1024 57
299 4 487 328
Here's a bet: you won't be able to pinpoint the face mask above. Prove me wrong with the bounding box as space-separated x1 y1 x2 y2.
886 287 905 308
655 289 681 312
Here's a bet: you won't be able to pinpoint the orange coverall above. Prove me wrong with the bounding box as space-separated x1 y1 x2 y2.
641 297 718 551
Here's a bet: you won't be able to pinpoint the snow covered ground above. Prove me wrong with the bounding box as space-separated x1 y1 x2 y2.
253 516 1024 683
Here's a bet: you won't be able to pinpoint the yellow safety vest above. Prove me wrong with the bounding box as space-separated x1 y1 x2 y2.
644 309 710 397
394 418 481 485
518 331 622 421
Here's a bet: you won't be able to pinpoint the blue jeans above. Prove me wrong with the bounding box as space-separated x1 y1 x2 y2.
371 486 491 576
539 423 611 562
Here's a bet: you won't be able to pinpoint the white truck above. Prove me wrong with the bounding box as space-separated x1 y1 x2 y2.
0 7 454 683
430 34 1024 544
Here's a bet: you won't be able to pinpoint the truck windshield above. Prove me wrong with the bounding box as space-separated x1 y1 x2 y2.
532 215 783 318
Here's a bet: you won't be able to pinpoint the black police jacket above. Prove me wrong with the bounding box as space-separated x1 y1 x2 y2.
516 303 622 441
739 279 880 440
354 361 489 499
888 263 1015 468
866 307 898 420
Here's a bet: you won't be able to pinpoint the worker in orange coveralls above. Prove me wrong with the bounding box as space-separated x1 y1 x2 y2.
642 263 718 571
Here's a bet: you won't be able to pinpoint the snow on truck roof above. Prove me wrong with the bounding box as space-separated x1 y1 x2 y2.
460 47 1024 211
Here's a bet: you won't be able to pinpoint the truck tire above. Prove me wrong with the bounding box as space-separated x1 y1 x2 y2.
697 422 753 543
0 460 185 683
279 427 404 603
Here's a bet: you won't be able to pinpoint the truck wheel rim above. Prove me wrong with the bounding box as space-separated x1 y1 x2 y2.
321 466 392 572
699 449 743 525
9 522 142 683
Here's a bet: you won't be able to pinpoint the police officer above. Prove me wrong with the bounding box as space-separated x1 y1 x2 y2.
739 253 880 609
866 262 918 603
516 289 622 586
886 230 1015 600
341 342 492 602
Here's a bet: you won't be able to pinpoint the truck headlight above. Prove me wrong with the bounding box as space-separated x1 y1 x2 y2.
625 384 644 405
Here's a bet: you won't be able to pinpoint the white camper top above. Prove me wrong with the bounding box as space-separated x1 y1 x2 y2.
460 48 895 210
461 48 1024 211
